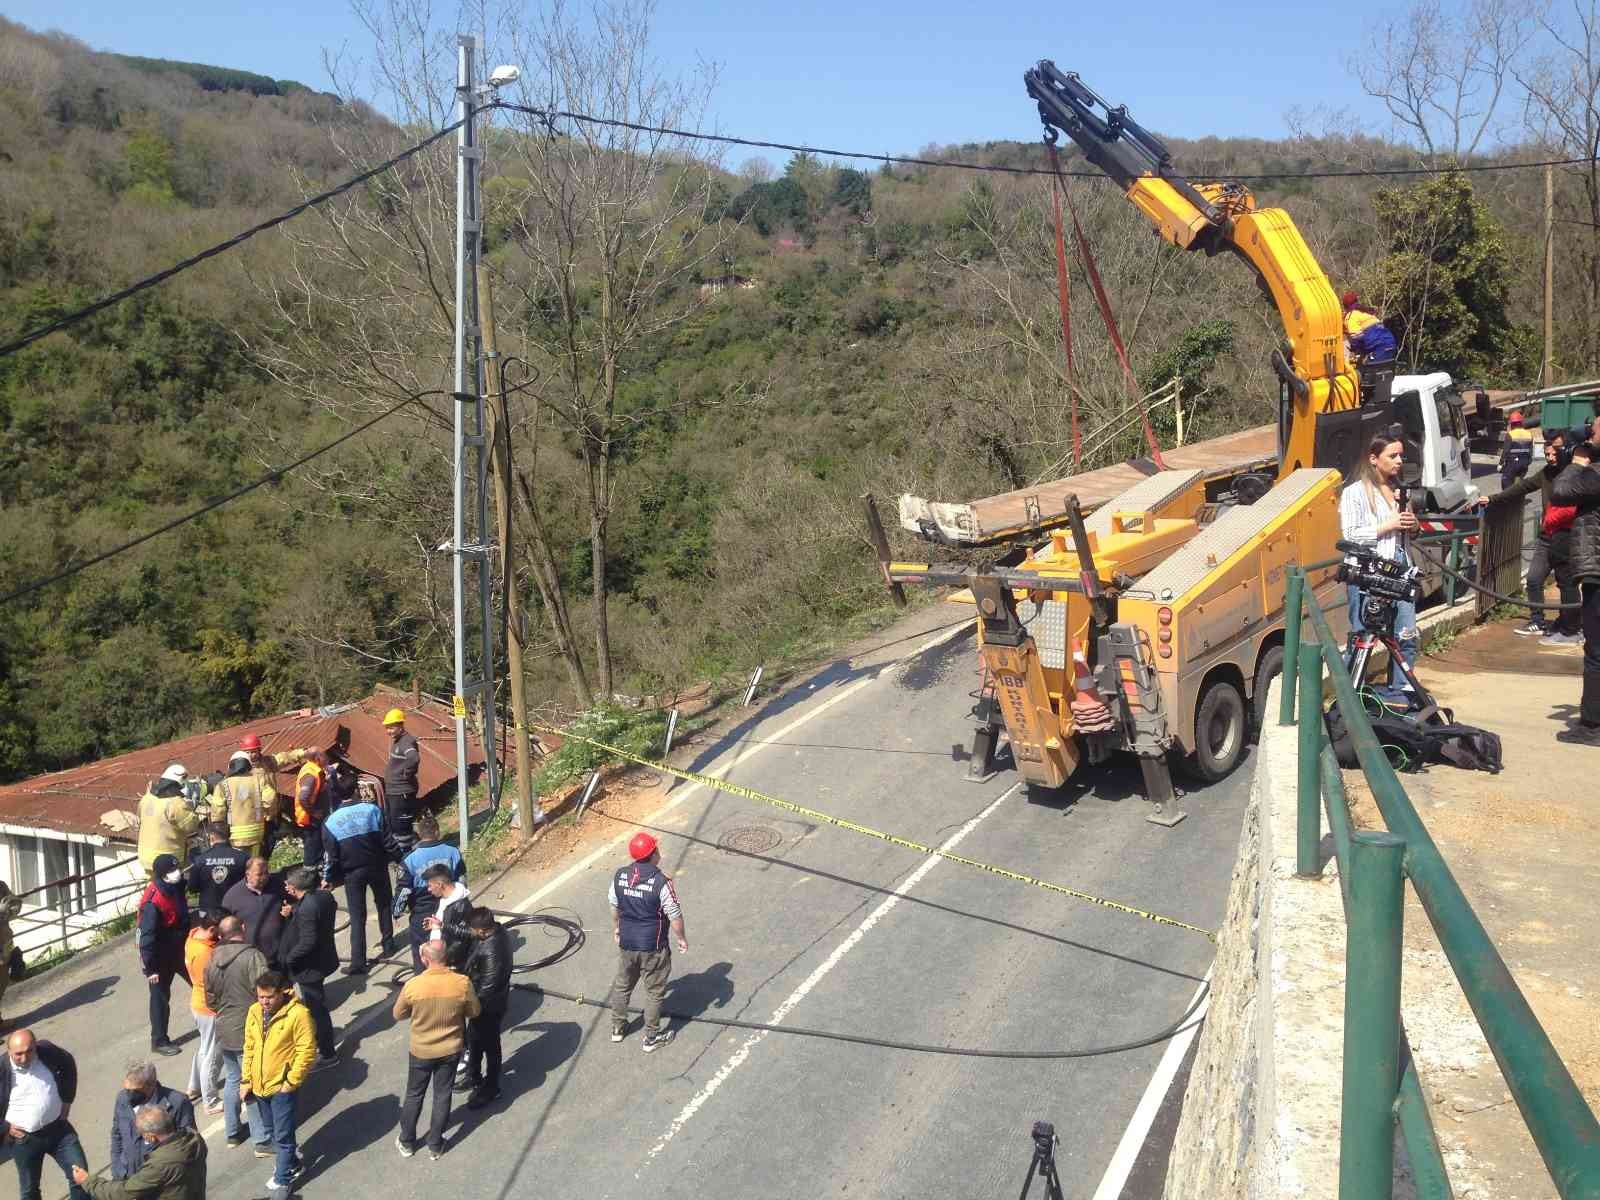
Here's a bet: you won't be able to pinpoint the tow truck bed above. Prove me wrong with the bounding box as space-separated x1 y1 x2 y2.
898 424 1277 547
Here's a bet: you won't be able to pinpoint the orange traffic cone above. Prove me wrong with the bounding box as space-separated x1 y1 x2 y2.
1068 649 1116 733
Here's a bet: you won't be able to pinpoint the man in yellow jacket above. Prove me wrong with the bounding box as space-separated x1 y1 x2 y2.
138 765 203 875
240 971 316 1196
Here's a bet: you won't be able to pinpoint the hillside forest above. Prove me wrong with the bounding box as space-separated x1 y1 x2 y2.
0 1 1592 784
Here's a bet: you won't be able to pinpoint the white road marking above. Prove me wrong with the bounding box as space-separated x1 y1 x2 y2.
639 782 1020 1169
508 616 972 917
1087 966 1214 1200
194 616 976 1148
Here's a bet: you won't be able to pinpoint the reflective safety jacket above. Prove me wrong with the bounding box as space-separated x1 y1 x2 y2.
211 773 267 849
292 761 325 829
1344 308 1397 362
138 783 202 872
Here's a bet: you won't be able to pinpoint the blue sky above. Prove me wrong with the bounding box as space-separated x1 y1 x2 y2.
6 1 1402 158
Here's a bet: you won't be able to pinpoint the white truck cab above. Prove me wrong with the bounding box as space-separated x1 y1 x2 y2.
1388 372 1481 512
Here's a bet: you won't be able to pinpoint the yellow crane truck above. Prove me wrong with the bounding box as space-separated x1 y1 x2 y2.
879 64 1395 823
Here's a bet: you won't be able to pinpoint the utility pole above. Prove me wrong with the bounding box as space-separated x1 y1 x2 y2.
1545 163 1556 389
476 261 541 833
450 35 501 850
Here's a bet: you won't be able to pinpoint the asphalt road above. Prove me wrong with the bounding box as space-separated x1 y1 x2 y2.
9 616 1251 1200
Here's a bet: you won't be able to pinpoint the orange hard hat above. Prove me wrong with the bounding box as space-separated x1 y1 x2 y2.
382 708 406 727
628 831 658 861
239 734 262 752
1340 290 1358 309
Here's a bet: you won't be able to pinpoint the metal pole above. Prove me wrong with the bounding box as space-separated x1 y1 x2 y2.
1280 568 1304 725
663 708 679 757
1339 830 1408 1200
452 35 476 850
1545 163 1555 390
1296 639 1323 876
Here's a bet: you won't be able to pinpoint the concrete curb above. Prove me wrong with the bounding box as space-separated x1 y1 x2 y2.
1161 680 1349 1200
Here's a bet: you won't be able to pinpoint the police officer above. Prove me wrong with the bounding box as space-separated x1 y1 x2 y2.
383 709 421 852
607 832 687 1053
186 823 249 922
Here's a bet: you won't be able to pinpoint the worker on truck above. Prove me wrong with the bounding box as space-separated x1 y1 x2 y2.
1341 292 1397 365
1501 410 1536 489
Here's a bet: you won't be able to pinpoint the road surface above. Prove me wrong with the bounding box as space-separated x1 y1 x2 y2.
10 613 1249 1200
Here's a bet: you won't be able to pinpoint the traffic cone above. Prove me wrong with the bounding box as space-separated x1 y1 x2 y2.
1068 648 1116 733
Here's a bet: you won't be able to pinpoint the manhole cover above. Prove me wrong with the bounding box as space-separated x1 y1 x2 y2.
718 826 783 855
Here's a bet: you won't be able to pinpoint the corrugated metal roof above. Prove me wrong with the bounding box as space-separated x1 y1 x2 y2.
0 686 496 843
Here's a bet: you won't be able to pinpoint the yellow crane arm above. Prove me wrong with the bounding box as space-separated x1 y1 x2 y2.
1023 62 1361 475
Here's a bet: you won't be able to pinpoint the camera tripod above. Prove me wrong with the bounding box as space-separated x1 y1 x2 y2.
1017 1121 1065 1200
1344 593 1442 718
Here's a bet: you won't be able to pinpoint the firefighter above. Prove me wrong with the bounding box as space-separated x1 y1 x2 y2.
240 734 306 860
210 751 268 857
138 765 203 876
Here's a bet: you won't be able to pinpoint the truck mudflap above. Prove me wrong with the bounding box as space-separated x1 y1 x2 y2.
1098 622 1185 825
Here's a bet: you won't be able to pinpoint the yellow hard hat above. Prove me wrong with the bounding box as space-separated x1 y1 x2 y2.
382 708 407 726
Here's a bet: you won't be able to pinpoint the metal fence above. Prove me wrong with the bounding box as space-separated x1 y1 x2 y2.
1278 567 1600 1199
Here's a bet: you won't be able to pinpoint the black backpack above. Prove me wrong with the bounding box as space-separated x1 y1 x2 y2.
1326 702 1503 774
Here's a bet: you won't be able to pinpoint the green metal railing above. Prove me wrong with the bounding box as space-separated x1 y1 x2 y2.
1280 564 1600 1200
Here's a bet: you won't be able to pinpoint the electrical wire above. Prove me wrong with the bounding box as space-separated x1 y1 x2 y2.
516 976 1210 1060
0 390 437 608
0 119 465 360
485 99 1600 182
1411 544 1582 612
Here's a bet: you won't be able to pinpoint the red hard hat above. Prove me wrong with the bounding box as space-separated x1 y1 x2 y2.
1509 411 1524 424
628 831 658 861
239 734 262 752
1340 290 1358 309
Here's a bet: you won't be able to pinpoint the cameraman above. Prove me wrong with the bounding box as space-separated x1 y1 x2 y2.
1551 435 1600 744
1503 428 1581 642
1339 434 1419 699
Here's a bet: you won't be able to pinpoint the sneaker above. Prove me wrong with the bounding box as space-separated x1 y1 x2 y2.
254 1146 275 1159
1513 621 1548 636
641 1029 675 1053
1541 631 1583 646
396 1134 416 1159
151 1041 181 1058
184 1088 202 1101
452 1074 482 1094
265 1168 302 1192
466 1086 501 1109
610 1022 626 1043
1556 723 1600 745
204 1098 223 1116
341 965 368 977
427 1148 443 1162
226 1133 249 1149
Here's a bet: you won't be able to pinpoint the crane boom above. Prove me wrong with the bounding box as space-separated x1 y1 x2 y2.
1023 62 1368 478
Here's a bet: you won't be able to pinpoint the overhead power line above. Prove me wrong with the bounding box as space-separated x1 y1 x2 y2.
0 119 465 360
0 391 435 608
486 99 1598 182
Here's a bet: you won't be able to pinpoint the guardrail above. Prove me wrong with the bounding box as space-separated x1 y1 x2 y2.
1279 564 1600 1199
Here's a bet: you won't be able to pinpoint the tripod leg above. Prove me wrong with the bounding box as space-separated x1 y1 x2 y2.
1384 637 1439 715
1017 1151 1043 1200
1044 1156 1067 1200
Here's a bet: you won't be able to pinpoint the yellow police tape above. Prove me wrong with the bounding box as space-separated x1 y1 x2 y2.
527 722 1217 944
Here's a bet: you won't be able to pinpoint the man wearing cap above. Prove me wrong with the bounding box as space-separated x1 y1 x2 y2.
138 766 203 877
1501 410 1536 489
607 832 688 1053
383 709 421 852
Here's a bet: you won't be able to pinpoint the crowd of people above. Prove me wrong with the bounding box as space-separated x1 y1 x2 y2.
1340 415 1600 743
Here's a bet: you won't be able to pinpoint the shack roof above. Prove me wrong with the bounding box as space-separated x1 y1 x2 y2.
0 686 493 844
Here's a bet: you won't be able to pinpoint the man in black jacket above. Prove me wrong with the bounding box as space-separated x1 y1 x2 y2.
419 864 473 968
3 1029 88 1200
186 824 250 922
321 790 403 976
1504 429 1582 640
1553 437 1600 742
107 1061 194 1180
279 867 339 1067
457 908 511 1107
222 858 285 967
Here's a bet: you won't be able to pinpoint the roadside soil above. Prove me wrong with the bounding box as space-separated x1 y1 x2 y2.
1342 617 1599 1199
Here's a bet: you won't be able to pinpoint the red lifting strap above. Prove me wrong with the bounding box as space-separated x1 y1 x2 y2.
1045 143 1167 470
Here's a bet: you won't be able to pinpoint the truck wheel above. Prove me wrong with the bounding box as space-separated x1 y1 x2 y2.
1189 677 1247 783
1251 645 1284 736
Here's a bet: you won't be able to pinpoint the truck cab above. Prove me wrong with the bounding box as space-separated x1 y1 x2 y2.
1389 372 1480 512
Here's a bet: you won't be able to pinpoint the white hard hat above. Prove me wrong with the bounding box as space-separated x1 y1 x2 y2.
229 750 251 765
161 763 188 783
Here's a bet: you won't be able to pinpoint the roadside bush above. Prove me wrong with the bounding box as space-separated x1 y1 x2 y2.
533 702 669 797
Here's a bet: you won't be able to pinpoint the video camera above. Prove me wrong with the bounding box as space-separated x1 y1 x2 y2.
1336 539 1422 634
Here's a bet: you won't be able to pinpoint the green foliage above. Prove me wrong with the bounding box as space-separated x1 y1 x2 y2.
533 703 668 797
1364 172 1533 381
726 177 811 236
832 168 872 215
110 54 312 97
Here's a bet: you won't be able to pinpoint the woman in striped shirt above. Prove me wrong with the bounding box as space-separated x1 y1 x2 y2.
1338 434 1419 696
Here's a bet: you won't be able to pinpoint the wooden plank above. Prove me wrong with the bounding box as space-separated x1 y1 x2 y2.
900 424 1278 546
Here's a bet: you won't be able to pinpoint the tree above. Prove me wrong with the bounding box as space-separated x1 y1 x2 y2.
1351 0 1534 164
1362 171 1531 379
